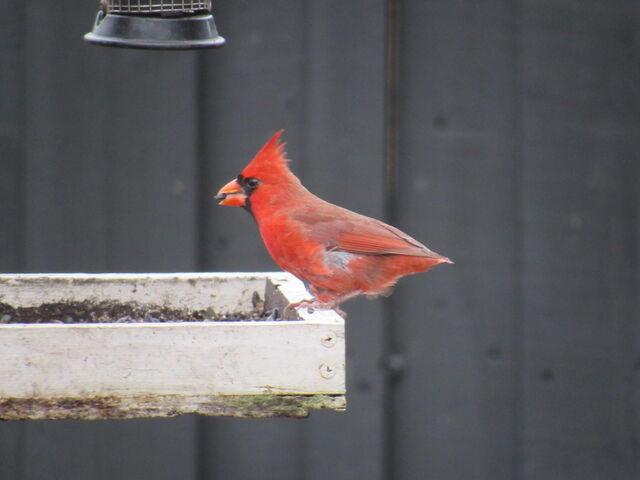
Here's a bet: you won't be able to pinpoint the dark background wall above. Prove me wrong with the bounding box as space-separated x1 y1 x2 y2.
1 1 638 479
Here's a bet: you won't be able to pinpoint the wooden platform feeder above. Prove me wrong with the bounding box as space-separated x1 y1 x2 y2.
0 273 345 420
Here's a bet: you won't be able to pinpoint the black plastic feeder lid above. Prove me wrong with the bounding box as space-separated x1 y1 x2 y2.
84 11 226 50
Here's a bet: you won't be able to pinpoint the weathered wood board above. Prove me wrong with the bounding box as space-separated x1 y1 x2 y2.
0 273 346 419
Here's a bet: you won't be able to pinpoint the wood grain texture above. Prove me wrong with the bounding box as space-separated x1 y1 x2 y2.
0 395 345 420
0 272 295 312
0 273 345 419
521 1 639 478
0 421 24 479
393 1 522 479
0 0 25 272
19 418 197 480
23 1 198 273
0 322 344 397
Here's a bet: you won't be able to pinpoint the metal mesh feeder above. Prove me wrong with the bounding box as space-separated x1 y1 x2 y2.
84 0 226 50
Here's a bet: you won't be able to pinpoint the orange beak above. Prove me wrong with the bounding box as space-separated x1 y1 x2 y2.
215 178 247 207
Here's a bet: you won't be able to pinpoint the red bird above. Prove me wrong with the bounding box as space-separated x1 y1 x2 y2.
215 130 452 316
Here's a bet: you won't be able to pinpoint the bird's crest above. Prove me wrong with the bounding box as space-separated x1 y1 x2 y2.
241 130 292 183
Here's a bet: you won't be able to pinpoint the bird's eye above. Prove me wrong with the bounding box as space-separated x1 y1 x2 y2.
245 177 260 189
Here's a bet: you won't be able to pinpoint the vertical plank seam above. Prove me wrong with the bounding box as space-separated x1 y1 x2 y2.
382 0 400 479
512 0 526 478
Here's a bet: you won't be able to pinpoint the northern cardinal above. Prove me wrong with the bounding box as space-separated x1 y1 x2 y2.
215 130 452 316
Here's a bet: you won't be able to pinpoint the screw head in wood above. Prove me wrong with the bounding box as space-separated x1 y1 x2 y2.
321 332 338 348
319 363 336 379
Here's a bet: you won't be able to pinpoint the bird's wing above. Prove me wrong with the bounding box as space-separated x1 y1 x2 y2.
293 208 446 259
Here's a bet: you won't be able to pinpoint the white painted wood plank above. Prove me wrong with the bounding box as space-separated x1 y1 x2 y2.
0 322 345 397
0 272 345 418
0 272 344 324
0 272 292 312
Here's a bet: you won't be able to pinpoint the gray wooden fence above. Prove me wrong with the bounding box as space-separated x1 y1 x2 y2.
1 1 638 479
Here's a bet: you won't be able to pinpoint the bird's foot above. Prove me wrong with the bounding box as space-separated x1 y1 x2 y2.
285 299 316 317
287 298 315 311
286 299 346 318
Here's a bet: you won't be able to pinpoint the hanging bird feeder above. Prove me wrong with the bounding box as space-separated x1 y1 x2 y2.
84 0 226 50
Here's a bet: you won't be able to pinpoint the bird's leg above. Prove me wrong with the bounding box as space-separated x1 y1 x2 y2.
324 290 363 318
286 298 344 317
287 290 362 318
285 298 319 318
287 298 316 311
331 290 363 305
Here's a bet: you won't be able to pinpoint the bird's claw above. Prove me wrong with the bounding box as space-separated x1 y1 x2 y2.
286 299 315 315
286 299 346 318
